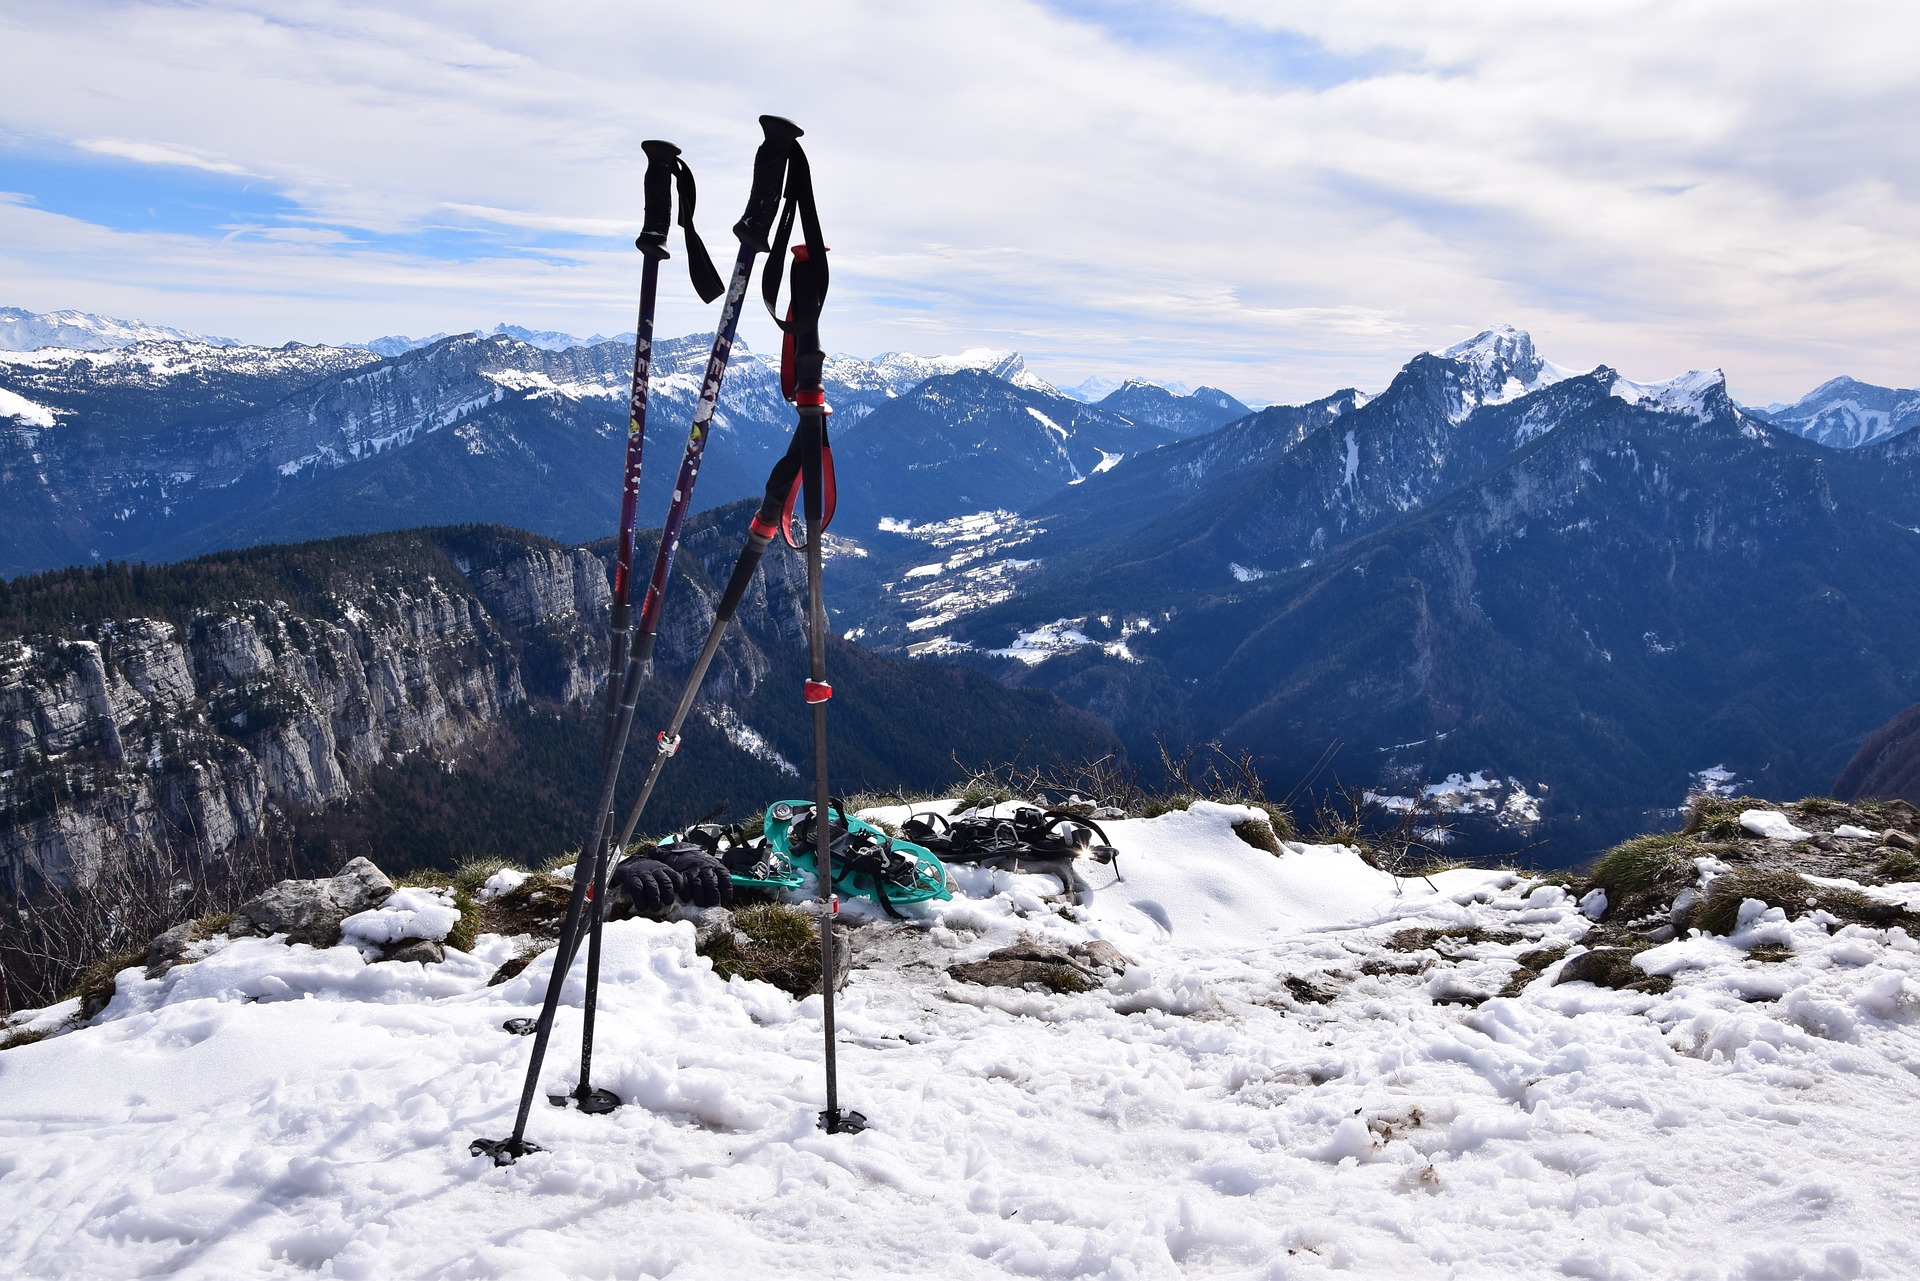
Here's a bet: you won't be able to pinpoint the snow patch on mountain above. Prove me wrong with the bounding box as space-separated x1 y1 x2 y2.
1024 406 1067 439
1365 772 1543 831
874 511 1046 653
0 307 237 352
482 367 624 402
987 615 1152 666
0 386 56 429
700 703 800 777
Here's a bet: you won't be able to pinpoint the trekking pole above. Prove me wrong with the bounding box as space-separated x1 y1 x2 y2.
745 142 863 1135
553 114 805 989
574 137 835 1115
473 117 804 1166
600 140 861 1135
570 140 722 1119
602 141 722 765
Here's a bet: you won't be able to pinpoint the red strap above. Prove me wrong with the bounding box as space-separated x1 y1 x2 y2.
749 512 779 539
781 322 796 402
820 444 837 532
779 471 804 549
804 680 833 704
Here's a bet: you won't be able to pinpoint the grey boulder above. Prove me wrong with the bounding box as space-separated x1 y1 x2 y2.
231 857 395 947
380 938 446 965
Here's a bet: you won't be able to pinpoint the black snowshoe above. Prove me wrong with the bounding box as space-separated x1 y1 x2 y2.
901 805 1120 898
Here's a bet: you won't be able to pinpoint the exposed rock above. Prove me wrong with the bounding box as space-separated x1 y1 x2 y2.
381 938 446 965
1075 939 1131 975
231 856 395 947
144 921 198 979
0 528 632 899
1555 947 1668 993
1883 828 1918 852
950 938 1098 993
666 904 740 951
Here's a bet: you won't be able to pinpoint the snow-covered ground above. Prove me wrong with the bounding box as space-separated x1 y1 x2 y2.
4 802 1918 1279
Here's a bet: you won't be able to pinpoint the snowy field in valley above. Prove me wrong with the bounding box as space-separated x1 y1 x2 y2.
3 802 1918 1279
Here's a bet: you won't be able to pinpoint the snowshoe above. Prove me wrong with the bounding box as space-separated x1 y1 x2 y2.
681 821 807 892
904 805 1120 896
907 805 1119 867
765 800 951 916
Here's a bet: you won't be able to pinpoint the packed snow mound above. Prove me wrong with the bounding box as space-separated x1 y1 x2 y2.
1739 808 1812 841
4 804 1918 1278
339 887 464 948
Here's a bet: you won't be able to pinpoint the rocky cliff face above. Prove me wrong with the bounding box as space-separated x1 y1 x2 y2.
0 534 611 895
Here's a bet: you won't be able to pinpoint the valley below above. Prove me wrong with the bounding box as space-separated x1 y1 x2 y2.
3 310 1918 895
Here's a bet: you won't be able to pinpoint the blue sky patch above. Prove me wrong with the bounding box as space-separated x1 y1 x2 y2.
0 138 616 265
1039 2 1400 91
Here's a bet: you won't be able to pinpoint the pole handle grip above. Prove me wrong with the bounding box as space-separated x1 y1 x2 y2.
734 115 803 251
637 139 680 258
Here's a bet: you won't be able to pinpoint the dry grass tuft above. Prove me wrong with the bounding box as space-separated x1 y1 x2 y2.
1694 869 1918 936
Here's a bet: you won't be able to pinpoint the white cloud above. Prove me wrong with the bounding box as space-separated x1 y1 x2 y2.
439 203 637 238
1 0 1916 403
75 138 251 175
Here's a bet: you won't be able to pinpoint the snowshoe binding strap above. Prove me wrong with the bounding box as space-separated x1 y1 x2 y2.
788 802 852 860
900 811 955 854
834 828 927 919
1021 809 1117 861
931 805 1119 871
681 822 748 856
720 835 792 883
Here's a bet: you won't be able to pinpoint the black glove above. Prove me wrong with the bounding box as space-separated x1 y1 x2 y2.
655 843 734 908
612 854 683 915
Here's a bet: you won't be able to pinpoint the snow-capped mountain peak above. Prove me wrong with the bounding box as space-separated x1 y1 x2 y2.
1754 375 1920 449
1609 367 1734 424
1435 325 1580 423
1060 375 1122 403
821 347 1058 400
0 307 238 352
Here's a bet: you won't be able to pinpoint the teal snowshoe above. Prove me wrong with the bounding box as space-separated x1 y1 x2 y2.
763 800 952 916
680 822 807 894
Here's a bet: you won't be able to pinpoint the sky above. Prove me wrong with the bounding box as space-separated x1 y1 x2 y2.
1 1 1916 405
